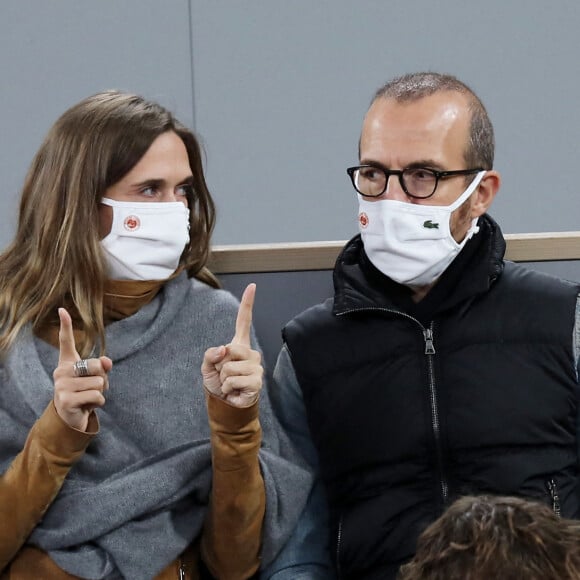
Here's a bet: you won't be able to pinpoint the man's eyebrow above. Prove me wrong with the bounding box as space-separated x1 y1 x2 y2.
358 158 447 171
405 159 447 171
359 158 388 168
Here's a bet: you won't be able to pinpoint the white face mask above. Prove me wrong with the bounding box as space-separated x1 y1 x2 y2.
100 198 190 281
358 171 486 287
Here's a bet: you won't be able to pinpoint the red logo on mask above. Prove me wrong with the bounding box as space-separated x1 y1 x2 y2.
124 215 140 231
359 212 369 228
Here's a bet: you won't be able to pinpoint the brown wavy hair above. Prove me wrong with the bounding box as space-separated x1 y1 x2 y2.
0 90 218 357
398 495 580 580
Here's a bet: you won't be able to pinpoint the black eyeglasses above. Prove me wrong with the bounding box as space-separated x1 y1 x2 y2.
346 165 484 199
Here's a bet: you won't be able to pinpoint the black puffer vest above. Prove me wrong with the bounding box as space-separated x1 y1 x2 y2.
283 216 580 580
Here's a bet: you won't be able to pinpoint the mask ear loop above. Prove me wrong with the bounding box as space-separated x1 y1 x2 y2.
465 217 480 241
450 171 487 245
447 170 487 212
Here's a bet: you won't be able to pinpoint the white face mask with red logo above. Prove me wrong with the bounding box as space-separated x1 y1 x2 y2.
358 171 485 287
100 198 190 280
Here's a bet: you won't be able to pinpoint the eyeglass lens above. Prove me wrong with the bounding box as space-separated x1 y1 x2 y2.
354 167 437 198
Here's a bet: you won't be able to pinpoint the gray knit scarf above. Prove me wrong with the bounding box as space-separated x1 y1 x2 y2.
0 273 312 579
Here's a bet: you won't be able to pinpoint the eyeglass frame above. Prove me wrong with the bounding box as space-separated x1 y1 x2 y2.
346 165 485 200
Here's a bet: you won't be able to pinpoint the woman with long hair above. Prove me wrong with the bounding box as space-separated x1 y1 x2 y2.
0 91 314 579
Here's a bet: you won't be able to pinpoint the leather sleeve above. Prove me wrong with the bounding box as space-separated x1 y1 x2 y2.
201 392 265 580
0 402 97 571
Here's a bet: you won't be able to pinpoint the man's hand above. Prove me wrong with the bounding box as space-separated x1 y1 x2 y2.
52 308 112 431
202 283 263 408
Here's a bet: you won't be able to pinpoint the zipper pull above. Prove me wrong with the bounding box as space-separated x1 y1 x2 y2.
178 562 186 580
547 479 561 517
423 328 436 355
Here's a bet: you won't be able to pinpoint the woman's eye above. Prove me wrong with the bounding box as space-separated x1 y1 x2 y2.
140 186 157 197
177 184 194 197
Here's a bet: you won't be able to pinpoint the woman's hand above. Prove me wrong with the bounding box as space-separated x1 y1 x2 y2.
202 283 263 408
52 308 113 431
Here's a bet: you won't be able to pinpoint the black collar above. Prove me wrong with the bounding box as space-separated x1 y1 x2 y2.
332 214 506 323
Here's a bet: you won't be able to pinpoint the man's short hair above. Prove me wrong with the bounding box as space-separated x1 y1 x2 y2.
398 495 580 580
373 72 494 170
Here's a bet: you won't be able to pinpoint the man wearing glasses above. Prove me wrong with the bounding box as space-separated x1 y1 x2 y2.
270 72 580 579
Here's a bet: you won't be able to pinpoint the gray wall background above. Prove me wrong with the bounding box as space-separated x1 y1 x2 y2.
2 0 580 250
2 1 580 371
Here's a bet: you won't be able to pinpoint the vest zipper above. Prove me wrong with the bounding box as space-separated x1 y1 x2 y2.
547 478 561 517
337 308 449 506
424 323 448 504
336 515 344 578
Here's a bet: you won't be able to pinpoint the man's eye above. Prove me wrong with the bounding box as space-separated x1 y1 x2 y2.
407 168 433 181
359 167 382 181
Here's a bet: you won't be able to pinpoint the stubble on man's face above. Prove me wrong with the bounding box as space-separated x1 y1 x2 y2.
450 194 475 243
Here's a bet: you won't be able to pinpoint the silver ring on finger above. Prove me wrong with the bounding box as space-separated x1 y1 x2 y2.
73 359 91 377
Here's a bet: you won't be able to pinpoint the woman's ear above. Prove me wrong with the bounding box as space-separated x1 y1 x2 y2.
471 170 501 218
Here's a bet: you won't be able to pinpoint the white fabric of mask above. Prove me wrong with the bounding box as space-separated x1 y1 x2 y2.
358 171 486 287
100 198 190 281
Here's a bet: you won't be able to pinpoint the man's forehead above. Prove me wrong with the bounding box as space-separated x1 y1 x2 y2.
359 92 470 164
364 91 469 128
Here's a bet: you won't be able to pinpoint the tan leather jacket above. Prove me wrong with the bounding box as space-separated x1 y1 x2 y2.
0 393 264 580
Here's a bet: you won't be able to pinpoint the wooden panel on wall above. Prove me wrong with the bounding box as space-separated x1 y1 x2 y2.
208 232 580 274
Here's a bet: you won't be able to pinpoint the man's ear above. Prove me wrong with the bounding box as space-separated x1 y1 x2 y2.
471 170 500 218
